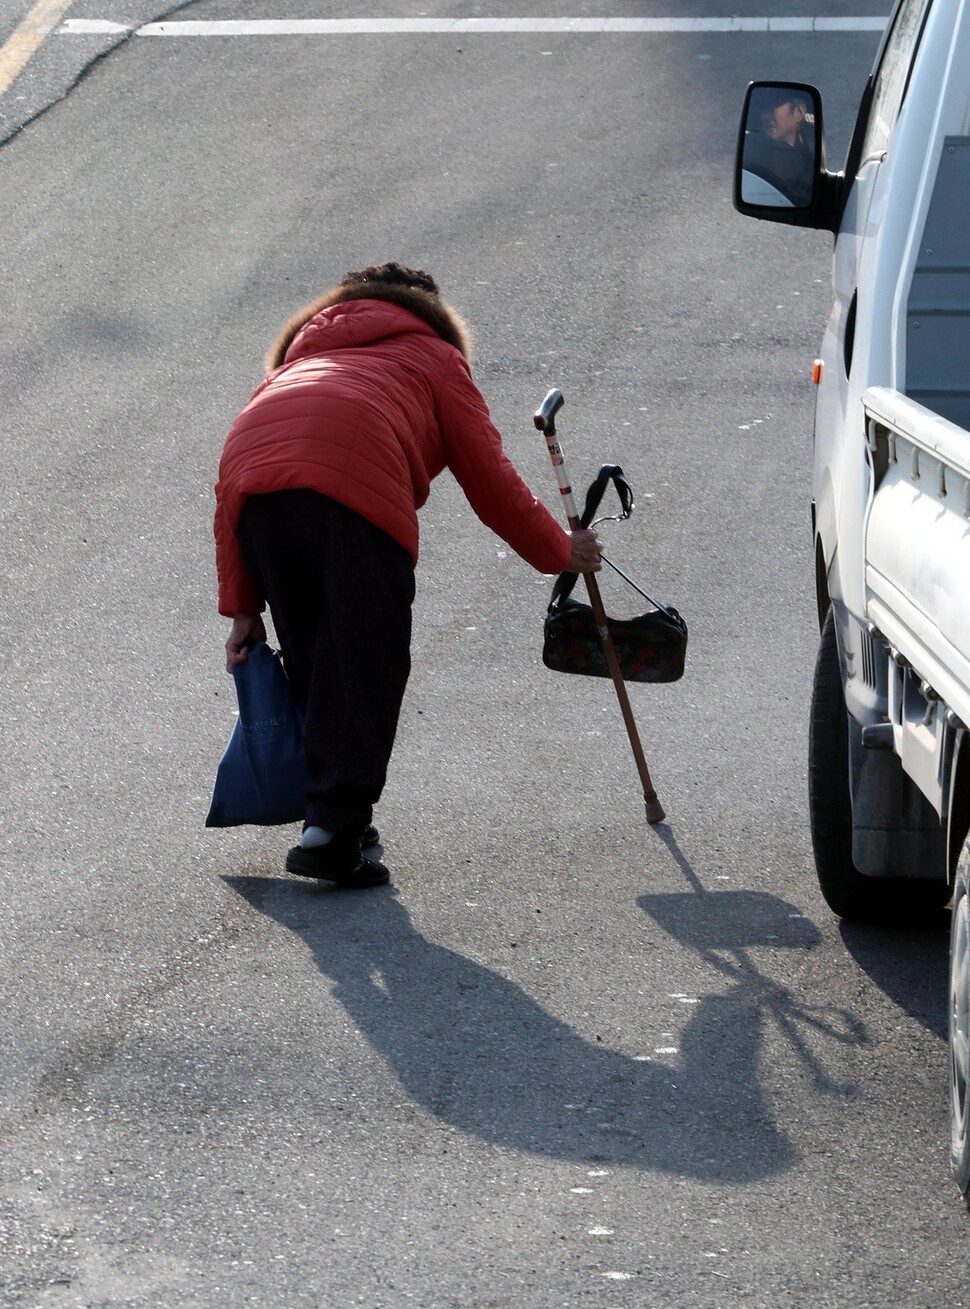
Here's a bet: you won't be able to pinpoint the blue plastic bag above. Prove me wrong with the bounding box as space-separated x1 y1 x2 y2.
205 642 310 827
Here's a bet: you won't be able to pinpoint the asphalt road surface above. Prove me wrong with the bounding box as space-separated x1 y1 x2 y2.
3 2 968 1306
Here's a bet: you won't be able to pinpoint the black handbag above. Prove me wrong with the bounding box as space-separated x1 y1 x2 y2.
542 466 688 683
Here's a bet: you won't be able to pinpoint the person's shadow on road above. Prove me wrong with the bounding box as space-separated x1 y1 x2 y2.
226 843 860 1183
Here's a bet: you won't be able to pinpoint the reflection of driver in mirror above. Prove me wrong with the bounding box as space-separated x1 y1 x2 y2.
744 88 816 207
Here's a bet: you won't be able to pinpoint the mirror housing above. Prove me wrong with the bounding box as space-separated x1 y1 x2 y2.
733 81 841 231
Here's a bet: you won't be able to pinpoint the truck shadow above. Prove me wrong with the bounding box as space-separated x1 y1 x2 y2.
838 917 950 1042
226 844 859 1183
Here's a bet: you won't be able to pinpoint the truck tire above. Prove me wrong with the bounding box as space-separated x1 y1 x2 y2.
808 608 949 921
950 837 970 1199
809 609 870 916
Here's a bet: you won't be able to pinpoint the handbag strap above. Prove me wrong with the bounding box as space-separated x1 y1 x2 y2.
580 463 634 529
597 552 682 623
549 466 679 621
550 465 633 609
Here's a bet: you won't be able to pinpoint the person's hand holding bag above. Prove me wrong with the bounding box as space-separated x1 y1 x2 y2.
225 612 267 672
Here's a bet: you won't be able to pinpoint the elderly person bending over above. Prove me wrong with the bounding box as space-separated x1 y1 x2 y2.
215 262 600 888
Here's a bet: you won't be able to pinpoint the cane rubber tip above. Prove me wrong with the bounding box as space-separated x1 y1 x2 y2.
645 797 666 824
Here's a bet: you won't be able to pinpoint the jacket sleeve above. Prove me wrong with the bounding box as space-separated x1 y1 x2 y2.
435 353 572 575
214 484 265 617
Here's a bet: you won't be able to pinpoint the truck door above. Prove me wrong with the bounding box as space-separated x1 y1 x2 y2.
815 0 933 532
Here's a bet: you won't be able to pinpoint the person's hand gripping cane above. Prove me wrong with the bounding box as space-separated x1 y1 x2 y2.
566 527 603 574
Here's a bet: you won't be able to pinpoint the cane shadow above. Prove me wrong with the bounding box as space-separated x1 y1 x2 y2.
226 872 800 1183
640 826 867 1100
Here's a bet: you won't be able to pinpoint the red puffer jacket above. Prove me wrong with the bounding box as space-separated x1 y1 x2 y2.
215 297 571 615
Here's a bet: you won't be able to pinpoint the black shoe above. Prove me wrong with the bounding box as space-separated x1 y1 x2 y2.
285 833 389 887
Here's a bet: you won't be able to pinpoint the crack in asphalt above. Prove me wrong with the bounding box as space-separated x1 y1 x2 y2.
0 874 274 1151
0 0 204 147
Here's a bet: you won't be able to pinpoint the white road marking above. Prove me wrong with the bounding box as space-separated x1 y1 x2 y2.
56 16 889 38
0 9 890 100
59 17 126 32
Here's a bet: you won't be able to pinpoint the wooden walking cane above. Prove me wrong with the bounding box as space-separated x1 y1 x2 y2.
534 388 666 824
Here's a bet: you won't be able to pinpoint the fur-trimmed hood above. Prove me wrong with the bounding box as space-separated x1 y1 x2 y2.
267 282 472 374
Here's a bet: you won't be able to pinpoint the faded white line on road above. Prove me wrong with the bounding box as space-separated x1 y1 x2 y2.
60 18 127 33
57 16 890 38
0 0 75 93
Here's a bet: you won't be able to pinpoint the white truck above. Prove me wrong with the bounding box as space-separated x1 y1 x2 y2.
733 0 970 1195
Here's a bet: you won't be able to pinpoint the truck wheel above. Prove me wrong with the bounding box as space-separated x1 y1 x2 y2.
809 609 871 916
950 838 970 1198
808 608 949 921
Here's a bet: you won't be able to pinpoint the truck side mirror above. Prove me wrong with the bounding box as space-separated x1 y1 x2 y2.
734 81 835 228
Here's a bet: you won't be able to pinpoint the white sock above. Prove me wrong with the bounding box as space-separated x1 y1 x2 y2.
301 826 333 850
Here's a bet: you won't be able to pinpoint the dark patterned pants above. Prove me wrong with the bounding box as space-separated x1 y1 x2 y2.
237 489 415 834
